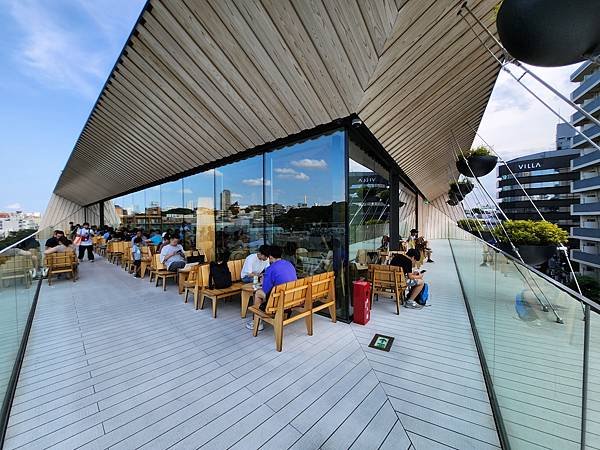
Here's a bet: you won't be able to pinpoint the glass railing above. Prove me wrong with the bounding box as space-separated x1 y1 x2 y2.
447 226 599 449
0 210 83 445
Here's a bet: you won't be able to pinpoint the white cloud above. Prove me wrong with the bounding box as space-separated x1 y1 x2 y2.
291 159 328 170
274 167 310 181
7 0 144 98
231 193 243 199
242 177 270 187
6 203 22 210
203 168 223 177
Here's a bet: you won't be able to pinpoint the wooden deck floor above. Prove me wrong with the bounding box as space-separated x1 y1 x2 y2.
4 240 499 449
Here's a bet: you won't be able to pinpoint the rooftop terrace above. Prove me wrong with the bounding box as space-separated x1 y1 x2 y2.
3 240 499 449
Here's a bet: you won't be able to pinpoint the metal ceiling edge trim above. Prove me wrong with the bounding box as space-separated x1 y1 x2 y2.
52 0 153 196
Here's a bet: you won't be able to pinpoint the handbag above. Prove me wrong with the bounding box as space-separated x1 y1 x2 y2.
73 236 83 245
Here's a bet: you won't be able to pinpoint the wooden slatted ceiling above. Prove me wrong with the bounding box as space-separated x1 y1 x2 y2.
53 0 500 205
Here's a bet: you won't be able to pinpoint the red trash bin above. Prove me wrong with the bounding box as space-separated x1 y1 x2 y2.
353 280 371 325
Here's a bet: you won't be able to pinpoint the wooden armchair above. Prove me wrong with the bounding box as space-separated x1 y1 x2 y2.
46 253 77 285
152 254 178 291
248 278 313 352
0 255 34 288
139 246 153 279
369 264 406 315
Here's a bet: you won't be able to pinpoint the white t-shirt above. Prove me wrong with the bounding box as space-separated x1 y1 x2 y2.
159 244 185 265
77 228 93 246
241 253 269 278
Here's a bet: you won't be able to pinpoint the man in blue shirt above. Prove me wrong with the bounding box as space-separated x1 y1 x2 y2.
246 245 297 330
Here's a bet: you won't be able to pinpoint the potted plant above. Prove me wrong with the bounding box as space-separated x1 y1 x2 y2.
456 146 498 178
493 220 568 266
457 219 497 242
496 0 600 68
449 179 474 196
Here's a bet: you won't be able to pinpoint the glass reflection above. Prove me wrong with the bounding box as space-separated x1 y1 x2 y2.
215 156 264 260
161 180 184 237
184 172 215 258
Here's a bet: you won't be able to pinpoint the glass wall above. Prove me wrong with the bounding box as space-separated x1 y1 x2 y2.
348 135 391 271
214 156 264 261
160 179 184 237
265 131 347 316
448 225 600 449
399 183 416 239
145 186 161 231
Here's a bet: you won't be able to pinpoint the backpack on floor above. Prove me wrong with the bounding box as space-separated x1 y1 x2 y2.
416 283 429 305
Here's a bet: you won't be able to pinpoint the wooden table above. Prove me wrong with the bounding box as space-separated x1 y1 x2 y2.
241 283 257 318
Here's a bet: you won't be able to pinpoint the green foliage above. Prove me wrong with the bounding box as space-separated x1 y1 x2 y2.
458 145 493 160
570 275 600 302
494 220 568 245
457 219 485 232
0 229 38 252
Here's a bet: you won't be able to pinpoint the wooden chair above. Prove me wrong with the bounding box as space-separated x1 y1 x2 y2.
307 272 336 322
248 278 312 352
122 242 134 273
199 259 244 318
0 255 33 288
182 264 208 306
369 264 406 315
139 246 153 279
152 254 178 291
46 253 77 285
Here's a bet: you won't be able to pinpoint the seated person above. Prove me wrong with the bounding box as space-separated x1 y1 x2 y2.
415 236 434 263
159 236 186 272
240 245 270 283
246 245 297 331
45 230 65 250
390 248 425 308
149 230 162 246
130 229 148 245
44 236 76 256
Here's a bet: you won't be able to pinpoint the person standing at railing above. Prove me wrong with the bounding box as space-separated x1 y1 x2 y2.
76 223 94 263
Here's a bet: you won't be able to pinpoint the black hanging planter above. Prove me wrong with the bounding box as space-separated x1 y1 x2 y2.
497 243 556 266
450 180 474 196
447 198 459 206
496 0 600 67
456 155 498 178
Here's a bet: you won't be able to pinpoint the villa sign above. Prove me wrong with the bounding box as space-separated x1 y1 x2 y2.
515 161 542 170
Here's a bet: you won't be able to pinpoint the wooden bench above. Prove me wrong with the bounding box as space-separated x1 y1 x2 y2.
199 259 244 318
248 278 313 352
0 255 34 288
368 264 406 315
46 253 78 285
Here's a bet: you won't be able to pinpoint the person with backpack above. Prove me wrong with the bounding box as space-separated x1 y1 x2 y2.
76 222 94 262
390 248 428 308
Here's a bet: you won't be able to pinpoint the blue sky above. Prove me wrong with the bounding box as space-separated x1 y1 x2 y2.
0 0 145 212
0 0 581 214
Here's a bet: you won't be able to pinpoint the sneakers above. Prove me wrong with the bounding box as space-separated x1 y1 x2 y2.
245 320 264 331
404 300 422 309
426 259 434 263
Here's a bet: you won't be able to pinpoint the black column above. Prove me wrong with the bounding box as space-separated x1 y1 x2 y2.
99 201 105 228
389 171 400 250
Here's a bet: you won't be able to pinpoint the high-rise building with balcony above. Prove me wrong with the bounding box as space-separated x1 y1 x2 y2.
570 61 600 278
497 124 580 233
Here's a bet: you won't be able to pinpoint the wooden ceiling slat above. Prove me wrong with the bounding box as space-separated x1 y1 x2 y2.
261 0 350 116
233 0 332 124
210 0 316 131
292 0 365 110
126 41 235 159
362 0 492 114
322 0 379 89
159 1 284 140
182 0 299 135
